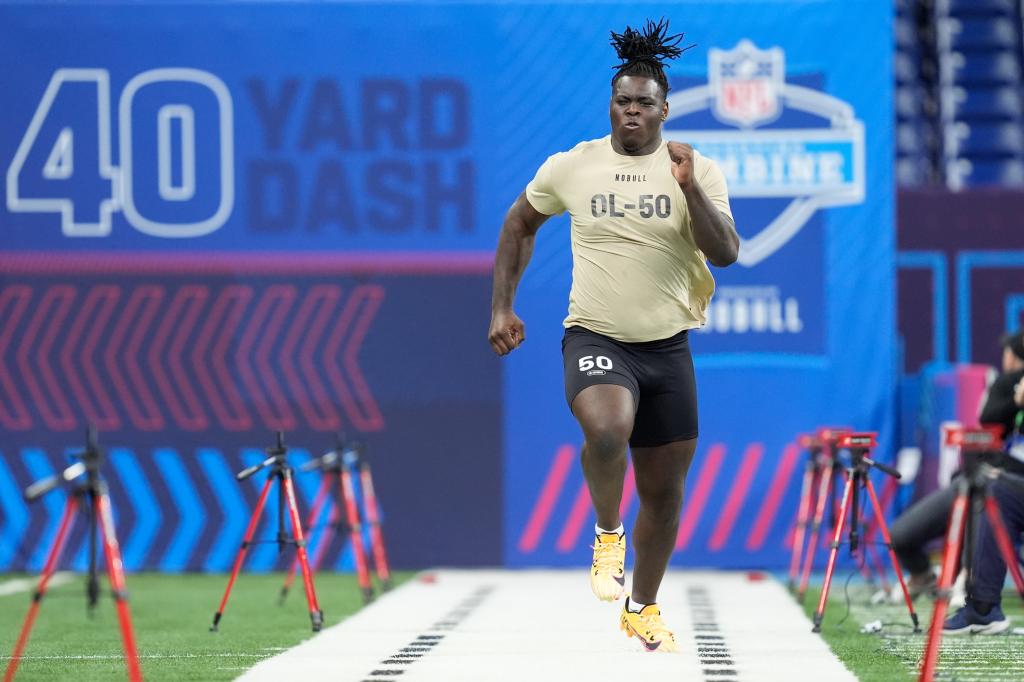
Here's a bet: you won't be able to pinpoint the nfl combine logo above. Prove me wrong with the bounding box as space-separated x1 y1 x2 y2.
666 40 865 267
709 40 784 128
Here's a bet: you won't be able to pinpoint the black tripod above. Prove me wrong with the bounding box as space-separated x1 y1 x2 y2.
210 431 323 633
920 427 1024 682
812 431 920 633
5 427 142 682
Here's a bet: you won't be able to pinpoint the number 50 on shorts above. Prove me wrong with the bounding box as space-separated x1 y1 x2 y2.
578 355 613 372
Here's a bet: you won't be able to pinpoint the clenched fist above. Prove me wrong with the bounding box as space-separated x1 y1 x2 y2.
667 141 694 189
488 309 525 356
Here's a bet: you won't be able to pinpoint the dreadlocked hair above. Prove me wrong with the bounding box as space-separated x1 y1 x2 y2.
610 18 693 97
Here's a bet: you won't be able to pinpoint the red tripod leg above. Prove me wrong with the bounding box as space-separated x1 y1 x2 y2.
211 476 273 632
310 503 341 573
280 474 331 604
861 479 893 593
919 487 969 682
340 469 373 603
4 497 77 682
812 474 853 632
96 491 143 682
865 479 919 631
799 461 834 600
359 463 391 590
789 462 817 590
283 475 323 631
982 494 1024 597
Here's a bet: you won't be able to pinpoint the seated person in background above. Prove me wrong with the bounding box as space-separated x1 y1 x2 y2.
979 330 1024 437
886 330 1024 600
943 471 1023 634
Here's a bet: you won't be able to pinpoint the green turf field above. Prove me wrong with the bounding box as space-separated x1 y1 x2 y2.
806 578 1024 681
0 572 412 681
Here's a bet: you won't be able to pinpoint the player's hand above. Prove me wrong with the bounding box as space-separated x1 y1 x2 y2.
667 141 694 189
1014 377 1024 407
488 309 525 356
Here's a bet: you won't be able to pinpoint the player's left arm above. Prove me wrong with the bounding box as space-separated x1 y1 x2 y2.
667 141 739 267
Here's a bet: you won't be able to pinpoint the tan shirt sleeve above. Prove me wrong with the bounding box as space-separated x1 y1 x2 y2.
695 153 733 220
525 154 567 216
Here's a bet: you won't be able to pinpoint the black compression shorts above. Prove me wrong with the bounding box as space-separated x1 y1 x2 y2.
561 325 698 447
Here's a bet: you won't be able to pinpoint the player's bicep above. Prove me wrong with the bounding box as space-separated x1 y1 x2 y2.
509 191 551 236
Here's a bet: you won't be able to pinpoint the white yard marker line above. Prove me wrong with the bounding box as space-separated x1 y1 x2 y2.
0 572 73 597
241 570 855 682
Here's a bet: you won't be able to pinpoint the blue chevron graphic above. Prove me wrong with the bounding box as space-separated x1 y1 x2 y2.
22 449 62 572
199 447 248 572
109 447 161 570
0 451 30 570
154 448 205 571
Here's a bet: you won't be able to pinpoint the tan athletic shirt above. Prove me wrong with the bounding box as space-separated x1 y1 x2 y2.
525 135 732 342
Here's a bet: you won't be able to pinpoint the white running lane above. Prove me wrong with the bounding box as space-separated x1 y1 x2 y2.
240 570 856 682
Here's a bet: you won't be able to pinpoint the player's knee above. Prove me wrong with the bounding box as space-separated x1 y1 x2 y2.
640 489 683 527
584 424 630 461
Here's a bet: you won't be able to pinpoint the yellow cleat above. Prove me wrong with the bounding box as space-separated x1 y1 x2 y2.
590 532 626 601
619 602 678 653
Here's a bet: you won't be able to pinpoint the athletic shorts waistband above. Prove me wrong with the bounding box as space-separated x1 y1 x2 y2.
563 325 690 351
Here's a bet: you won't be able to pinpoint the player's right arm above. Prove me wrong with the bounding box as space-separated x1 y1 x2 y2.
488 192 551 356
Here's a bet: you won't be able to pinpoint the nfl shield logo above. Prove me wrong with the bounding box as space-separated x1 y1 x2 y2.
709 40 784 128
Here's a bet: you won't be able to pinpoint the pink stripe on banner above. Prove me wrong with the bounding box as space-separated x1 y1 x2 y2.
675 444 726 550
517 445 576 554
0 251 494 275
556 482 593 553
709 443 763 551
746 443 800 551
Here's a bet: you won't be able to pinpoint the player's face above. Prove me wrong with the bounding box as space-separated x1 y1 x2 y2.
610 76 667 154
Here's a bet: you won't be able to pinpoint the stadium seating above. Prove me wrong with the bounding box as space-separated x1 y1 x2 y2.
935 0 1017 18
895 3 938 186
939 51 1021 86
930 0 1024 188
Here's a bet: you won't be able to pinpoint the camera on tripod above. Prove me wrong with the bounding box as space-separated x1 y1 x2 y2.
944 424 1004 471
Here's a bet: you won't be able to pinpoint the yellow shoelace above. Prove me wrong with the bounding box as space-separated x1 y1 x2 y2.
592 541 623 573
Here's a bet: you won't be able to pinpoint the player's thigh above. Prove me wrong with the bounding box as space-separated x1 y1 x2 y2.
562 328 638 441
630 346 698 449
631 438 697 503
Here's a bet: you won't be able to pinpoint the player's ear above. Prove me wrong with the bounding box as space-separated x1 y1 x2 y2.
661 100 668 121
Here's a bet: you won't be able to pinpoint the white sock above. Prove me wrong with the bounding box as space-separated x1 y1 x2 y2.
595 523 624 536
627 597 649 613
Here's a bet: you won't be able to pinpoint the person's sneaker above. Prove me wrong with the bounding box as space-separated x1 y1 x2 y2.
943 602 1010 635
619 602 678 652
871 573 937 606
590 532 626 601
